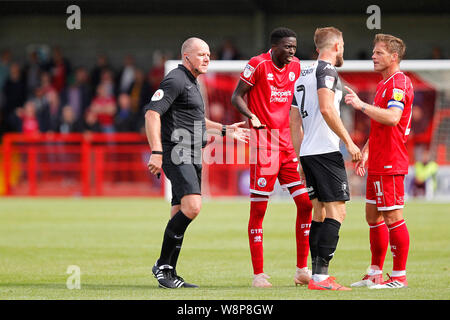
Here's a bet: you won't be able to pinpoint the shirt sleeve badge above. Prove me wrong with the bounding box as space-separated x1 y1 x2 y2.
325 76 335 89
243 64 255 79
392 88 404 101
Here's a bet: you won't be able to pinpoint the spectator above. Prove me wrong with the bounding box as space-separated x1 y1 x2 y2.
38 89 61 132
59 105 83 133
0 49 12 91
89 83 116 133
411 149 438 199
116 54 136 94
114 93 136 132
147 50 168 93
62 67 92 122
99 68 115 97
129 68 149 113
23 51 42 99
91 53 111 92
18 100 40 135
3 63 26 132
83 109 102 133
46 46 71 93
217 39 241 60
35 72 57 97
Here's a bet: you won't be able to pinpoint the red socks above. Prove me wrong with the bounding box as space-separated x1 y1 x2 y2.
248 195 268 275
388 219 410 276
248 187 312 275
369 219 409 277
291 187 312 269
369 221 389 271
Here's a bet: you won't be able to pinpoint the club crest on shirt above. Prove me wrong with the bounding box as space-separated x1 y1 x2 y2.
392 88 404 101
289 72 295 81
151 89 164 101
257 177 267 188
243 64 255 78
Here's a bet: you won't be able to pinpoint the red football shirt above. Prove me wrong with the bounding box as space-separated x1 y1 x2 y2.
240 50 301 150
368 71 414 175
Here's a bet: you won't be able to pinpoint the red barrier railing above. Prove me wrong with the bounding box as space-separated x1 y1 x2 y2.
1 133 164 197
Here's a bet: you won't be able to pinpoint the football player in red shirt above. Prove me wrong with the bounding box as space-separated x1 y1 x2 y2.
231 27 313 287
345 34 413 289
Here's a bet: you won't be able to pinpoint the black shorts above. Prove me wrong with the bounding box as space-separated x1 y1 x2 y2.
300 151 350 202
162 159 202 207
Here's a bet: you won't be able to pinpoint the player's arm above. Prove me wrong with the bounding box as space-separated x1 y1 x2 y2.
290 104 306 181
289 104 303 158
344 86 403 126
317 88 361 162
231 80 265 128
205 118 249 143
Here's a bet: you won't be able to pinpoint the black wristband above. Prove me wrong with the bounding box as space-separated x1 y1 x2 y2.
221 124 227 137
151 150 163 155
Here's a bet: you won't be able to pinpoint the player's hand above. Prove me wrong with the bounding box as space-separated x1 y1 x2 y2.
297 163 306 185
346 141 362 162
226 121 250 143
355 148 369 176
249 114 266 129
147 154 162 176
344 86 363 111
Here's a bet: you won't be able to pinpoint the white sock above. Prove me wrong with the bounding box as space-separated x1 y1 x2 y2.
368 268 383 276
312 274 329 282
391 270 406 277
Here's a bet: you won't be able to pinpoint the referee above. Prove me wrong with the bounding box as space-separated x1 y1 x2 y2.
145 37 248 289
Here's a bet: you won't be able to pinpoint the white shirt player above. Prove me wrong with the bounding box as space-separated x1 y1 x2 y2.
292 60 343 156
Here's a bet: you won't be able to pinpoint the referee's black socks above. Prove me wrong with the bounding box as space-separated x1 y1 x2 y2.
157 210 192 267
316 218 341 275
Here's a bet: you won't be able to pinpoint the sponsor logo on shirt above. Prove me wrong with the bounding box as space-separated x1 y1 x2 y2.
269 85 292 103
267 73 274 81
301 68 314 76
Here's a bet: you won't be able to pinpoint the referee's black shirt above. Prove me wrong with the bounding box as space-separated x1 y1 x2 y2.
145 64 206 161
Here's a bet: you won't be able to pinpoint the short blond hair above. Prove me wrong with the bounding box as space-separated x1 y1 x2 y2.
374 33 406 62
314 27 342 50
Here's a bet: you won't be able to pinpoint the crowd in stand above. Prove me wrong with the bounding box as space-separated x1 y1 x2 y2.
1 41 445 140
0 47 172 139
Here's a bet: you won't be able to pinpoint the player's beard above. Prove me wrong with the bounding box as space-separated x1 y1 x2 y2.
335 54 344 67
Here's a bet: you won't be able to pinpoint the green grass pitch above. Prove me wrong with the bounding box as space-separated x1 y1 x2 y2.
0 197 449 300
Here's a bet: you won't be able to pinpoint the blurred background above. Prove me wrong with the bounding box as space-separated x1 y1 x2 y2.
0 0 449 200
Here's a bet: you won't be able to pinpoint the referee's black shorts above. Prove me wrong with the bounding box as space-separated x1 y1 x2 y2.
162 151 202 206
300 151 350 202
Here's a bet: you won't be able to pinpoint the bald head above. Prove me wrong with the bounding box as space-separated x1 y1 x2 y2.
181 37 210 77
181 37 208 56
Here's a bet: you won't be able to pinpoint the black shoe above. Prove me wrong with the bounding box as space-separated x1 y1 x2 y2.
152 263 179 289
172 270 199 288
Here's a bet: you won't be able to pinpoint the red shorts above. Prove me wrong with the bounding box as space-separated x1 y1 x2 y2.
249 148 304 196
366 174 405 211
